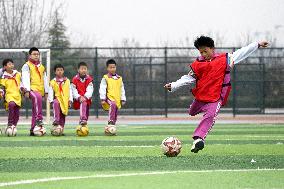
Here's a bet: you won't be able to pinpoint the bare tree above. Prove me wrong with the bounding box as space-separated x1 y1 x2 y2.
0 0 64 48
107 38 152 79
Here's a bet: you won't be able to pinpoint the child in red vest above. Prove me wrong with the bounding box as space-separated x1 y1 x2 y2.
71 62 93 126
164 36 268 153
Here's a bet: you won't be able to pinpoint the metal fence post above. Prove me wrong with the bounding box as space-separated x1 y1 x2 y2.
94 48 99 118
133 63 136 115
164 47 168 118
149 56 153 114
261 58 265 114
232 48 236 117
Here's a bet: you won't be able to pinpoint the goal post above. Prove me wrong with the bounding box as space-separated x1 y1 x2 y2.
0 49 51 125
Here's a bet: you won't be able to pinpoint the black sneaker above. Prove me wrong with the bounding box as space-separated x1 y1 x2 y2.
36 120 44 127
108 120 115 126
30 131 35 136
79 120 87 126
190 138 205 153
52 121 59 126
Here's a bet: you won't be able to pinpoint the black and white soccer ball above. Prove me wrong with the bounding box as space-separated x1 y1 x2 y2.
161 136 182 157
5 125 17 137
104 125 117 136
33 125 46 136
51 125 63 136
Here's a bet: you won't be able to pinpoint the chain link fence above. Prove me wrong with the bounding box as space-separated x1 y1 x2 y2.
0 47 283 117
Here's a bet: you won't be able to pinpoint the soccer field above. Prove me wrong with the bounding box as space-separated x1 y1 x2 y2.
0 123 283 189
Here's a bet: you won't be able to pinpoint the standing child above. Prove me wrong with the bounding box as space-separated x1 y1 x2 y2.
72 62 93 126
164 36 268 153
21 47 49 136
48 64 73 135
0 59 22 134
99 59 126 129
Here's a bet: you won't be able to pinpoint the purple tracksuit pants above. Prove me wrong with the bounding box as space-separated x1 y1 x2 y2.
7 101 20 126
188 99 222 140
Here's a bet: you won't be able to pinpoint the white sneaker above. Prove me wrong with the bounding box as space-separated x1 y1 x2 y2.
191 138 205 153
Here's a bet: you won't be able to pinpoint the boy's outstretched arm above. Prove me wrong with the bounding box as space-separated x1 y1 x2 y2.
229 41 269 67
164 74 195 92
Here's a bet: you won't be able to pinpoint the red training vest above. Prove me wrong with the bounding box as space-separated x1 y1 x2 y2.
72 75 93 110
191 53 228 103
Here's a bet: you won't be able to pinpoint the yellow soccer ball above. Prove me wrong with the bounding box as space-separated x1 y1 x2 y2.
76 125 89 136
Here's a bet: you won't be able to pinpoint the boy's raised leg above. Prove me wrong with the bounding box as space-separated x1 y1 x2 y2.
192 99 222 140
191 99 222 153
188 99 205 116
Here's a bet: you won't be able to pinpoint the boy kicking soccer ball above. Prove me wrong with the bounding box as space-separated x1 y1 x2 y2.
99 59 126 135
164 36 268 153
48 64 73 136
72 62 93 127
0 59 22 136
21 47 49 136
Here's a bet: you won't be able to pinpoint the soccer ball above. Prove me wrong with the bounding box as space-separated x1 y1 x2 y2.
76 125 89 136
51 125 64 136
33 125 46 136
161 136 182 157
104 125 117 136
5 125 17 137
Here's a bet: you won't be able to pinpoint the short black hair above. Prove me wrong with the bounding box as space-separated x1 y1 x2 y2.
194 36 215 49
29 47 39 55
2 58 14 67
78 62 88 69
106 59 116 67
53 64 64 72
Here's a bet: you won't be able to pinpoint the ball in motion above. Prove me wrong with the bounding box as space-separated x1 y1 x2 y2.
161 136 182 157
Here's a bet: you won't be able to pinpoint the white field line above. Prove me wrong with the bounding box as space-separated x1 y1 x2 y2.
0 168 283 187
0 135 283 142
0 142 283 149
0 145 157 148
0 143 283 149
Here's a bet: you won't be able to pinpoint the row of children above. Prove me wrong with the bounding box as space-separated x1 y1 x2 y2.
0 47 126 136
